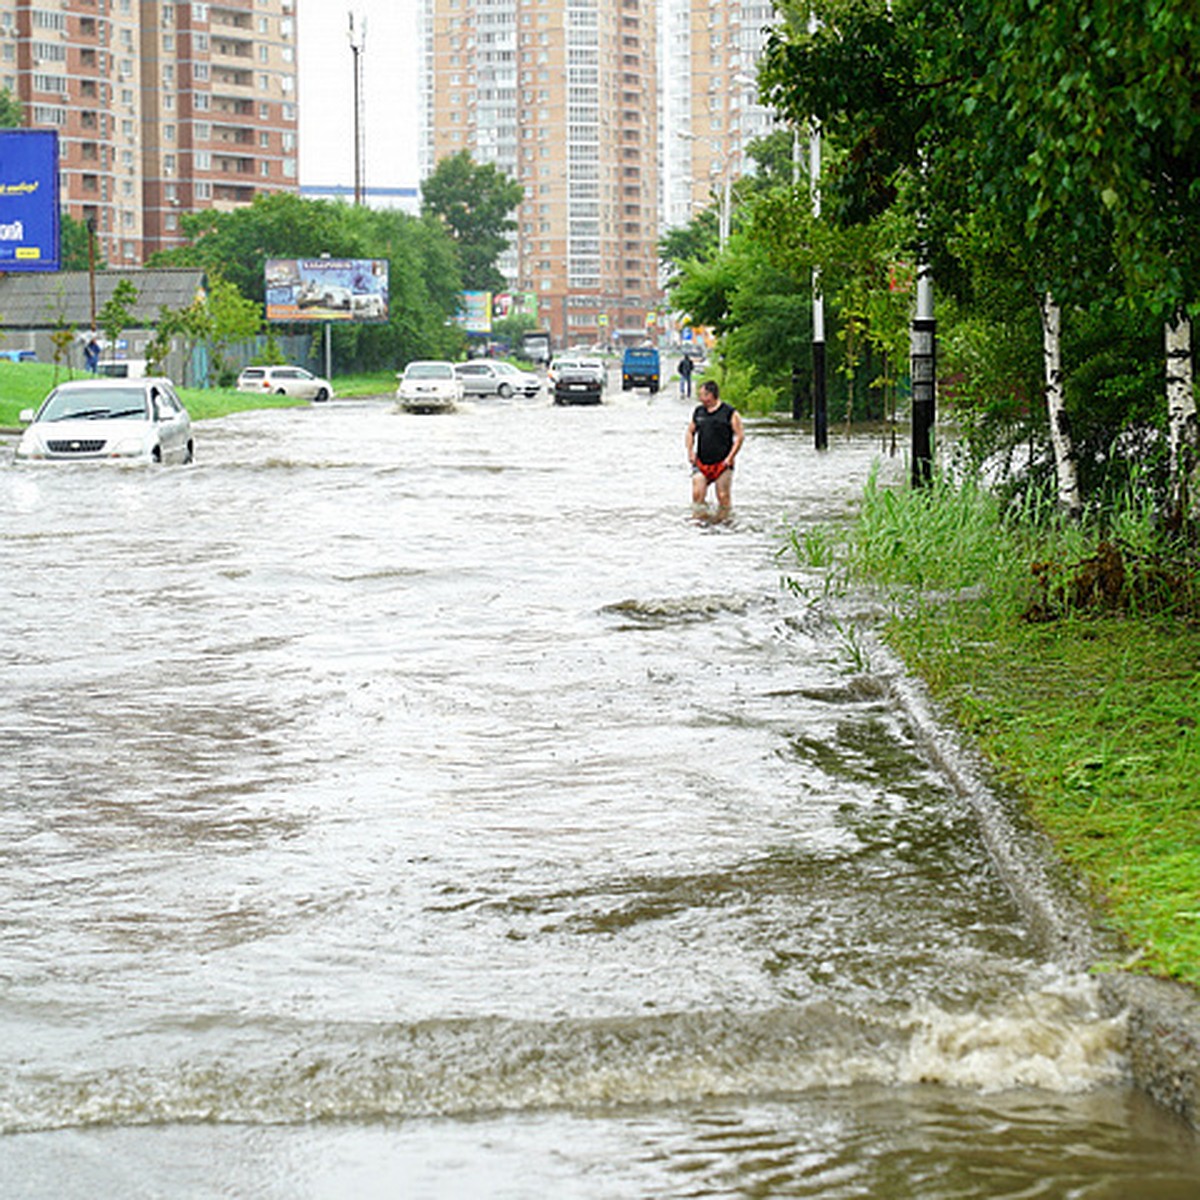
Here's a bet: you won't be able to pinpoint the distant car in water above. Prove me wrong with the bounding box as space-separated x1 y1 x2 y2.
236 364 333 402
550 357 606 405
14 377 194 464
396 360 463 413
455 360 541 399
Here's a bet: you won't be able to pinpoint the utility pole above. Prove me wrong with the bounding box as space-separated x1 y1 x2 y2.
86 217 97 331
810 113 827 451
910 267 936 485
348 12 367 207
808 11 827 450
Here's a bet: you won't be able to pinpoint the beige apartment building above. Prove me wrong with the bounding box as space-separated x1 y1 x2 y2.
420 0 781 350
0 0 299 266
421 0 661 348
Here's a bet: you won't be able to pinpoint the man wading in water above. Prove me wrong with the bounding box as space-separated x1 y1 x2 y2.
685 379 745 509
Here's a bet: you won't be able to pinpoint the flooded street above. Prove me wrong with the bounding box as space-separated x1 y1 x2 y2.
1 388 1197 1197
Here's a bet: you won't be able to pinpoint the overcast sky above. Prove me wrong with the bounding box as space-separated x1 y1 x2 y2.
297 1 421 203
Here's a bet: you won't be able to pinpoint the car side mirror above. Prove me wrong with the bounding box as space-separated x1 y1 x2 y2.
19 408 33 423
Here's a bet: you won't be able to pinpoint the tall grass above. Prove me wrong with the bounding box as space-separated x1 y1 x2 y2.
791 471 1200 985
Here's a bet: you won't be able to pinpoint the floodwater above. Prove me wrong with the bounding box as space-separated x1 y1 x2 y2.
1 385 1197 1198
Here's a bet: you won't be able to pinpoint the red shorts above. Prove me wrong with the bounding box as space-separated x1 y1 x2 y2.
694 459 729 483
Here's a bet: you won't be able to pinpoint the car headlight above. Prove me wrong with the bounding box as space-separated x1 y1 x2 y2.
108 434 153 457
14 431 43 459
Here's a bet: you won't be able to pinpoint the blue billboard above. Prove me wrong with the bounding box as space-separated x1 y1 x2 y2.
0 129 60 272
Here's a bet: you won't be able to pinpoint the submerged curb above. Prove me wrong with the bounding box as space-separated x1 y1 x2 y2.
863 628 1200 1130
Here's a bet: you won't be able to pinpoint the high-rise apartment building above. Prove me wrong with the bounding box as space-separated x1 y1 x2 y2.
658 0 777 234
421 0 661 348
0 0 299 266
419 0 781 348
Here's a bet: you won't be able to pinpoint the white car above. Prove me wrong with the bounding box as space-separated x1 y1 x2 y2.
396 360 463 413
236 364 333 402
15 378 194 464
455 359 541 399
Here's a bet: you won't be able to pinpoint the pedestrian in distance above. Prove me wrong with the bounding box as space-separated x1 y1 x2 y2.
685 379 744 509
83 332 101 374
678 351 694 398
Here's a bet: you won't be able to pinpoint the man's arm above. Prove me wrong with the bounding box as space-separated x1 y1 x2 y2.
726 411 745 465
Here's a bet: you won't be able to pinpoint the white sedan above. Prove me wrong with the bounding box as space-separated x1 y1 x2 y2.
396 360 463 413
14 378 194 464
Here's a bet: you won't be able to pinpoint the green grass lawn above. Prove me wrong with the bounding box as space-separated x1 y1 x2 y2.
0 362 397 428
792 471 1200 987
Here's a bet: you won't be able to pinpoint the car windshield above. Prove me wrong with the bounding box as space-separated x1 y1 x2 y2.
406 364 454 380
493 362 523 375
39 387 148 422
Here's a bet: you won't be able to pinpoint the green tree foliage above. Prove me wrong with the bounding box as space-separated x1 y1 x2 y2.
0 88 21 127
420 150 523 293
97 279 139 363
149 192 466 370
756 0 1200 510
207 276 263 385
59 213 100 272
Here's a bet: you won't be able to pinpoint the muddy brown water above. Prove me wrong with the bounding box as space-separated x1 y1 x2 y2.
2 391 1198 1197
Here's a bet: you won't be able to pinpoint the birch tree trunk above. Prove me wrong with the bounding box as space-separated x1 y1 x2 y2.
1165 313 1198 522
1039 293 1081 517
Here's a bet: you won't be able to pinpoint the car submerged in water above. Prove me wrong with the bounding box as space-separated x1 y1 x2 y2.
236 364 333 402
455 359 542 399
14 378 194 465
396 360 463 413
550 356 606 405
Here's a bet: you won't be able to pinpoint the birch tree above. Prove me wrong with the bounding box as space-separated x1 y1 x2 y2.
1039 294 1080 517
990 0 1200 518
1165 315 1198 519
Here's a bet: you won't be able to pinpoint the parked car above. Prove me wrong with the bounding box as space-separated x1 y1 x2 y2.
552 357 606 405
0 348 37 363
455 360 541 399
236 364 333 402
14 378 194 464
396 360 463 413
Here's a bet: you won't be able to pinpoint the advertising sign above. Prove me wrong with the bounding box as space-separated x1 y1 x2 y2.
264 258 389 323
0 129 60 272
456 291 492 334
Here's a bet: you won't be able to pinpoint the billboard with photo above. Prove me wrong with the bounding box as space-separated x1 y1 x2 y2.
0 129 60 272
264 258 389 323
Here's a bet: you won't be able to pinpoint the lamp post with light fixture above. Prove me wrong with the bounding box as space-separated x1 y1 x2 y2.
348 12 367 207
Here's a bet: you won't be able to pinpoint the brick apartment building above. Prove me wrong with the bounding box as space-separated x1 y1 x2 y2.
0 0 300 267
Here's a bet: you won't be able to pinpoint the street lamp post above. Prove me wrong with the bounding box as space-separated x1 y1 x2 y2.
348 12 367 207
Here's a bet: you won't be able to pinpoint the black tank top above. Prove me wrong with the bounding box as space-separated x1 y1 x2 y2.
693 401 735 464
